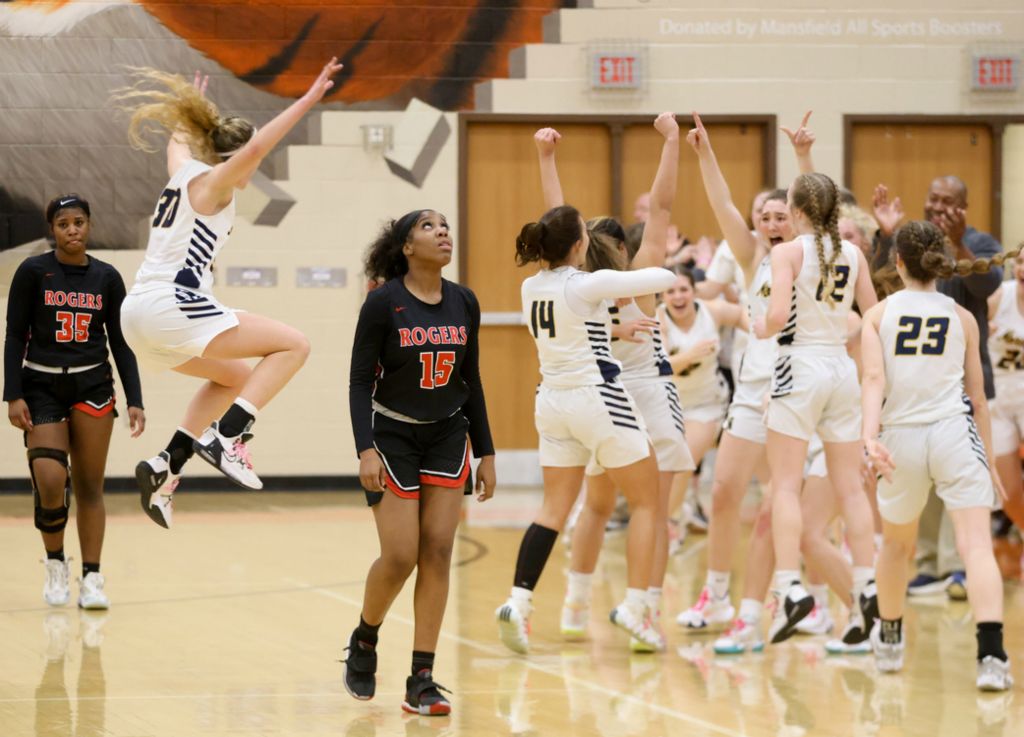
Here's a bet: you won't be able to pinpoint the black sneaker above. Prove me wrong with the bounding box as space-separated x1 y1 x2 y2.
401 669 451 716
342 630 377 701
859 581 879 634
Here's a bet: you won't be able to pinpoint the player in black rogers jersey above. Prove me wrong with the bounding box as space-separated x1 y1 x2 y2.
344 209 495 716
3 194 145 610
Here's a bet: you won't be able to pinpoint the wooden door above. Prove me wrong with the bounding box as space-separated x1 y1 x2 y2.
848 123 993 234
464 122 612 449
621 122 767 241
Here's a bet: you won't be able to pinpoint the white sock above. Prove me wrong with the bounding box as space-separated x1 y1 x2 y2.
738 598 763 625
852 566 874 603
808 583 829 608
775 570 801 594
625 587 647 611
511 586 533 611
234 397 259 417
707 570 731 600
646 587 663 613
566 571 592 604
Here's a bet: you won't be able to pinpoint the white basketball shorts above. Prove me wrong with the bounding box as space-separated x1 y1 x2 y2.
536 382 650 470
674 372 729 426
120 286 239 371
991 375 1024 457
876 414 995 525
766 352 861 443
722 377 769 445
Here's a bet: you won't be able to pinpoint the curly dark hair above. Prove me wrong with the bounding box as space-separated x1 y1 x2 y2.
363 209 429 284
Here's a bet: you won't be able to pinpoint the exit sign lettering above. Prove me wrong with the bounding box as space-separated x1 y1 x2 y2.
591 52 642 89
971 55 1019 91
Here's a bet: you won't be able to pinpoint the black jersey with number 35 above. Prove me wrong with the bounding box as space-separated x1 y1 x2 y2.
3 251 143 406
349 278 493 458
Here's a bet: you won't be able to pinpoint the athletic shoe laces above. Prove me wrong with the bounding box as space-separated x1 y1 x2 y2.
232 438 254 470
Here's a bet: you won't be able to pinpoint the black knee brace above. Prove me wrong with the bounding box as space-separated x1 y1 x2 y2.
28 448 71 533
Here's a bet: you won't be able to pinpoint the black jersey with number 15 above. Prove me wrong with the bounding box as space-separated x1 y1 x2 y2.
349 278 494 458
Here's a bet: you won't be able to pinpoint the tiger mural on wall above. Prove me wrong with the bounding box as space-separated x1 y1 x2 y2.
1 0 572 109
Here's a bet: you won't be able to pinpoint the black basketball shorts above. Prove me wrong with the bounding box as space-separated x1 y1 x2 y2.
21 363 117 426
366 411 471 506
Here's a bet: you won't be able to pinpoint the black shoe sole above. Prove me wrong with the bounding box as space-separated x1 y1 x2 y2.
770 596 815 644
135 461 169 529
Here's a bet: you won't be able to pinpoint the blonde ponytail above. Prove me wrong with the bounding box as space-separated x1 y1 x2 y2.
111 68 253 164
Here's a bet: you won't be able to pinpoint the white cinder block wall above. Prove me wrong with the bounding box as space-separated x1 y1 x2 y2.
0 111 458 482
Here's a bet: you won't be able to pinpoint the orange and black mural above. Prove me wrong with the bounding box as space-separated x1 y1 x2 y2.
0 0 573 250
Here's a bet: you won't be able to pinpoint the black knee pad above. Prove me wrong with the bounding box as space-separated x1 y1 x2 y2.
28 448 70 533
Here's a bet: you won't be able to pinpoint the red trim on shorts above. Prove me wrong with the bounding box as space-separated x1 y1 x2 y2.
419 446 471 489
384 471 420 500
71 398 115 417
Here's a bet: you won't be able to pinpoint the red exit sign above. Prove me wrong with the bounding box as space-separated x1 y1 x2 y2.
591 52 643 89
971 55 1019 91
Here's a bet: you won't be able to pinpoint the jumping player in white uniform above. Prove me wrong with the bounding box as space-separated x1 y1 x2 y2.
987 256 1024 539
540 114 694 651
754 172 878 645
862 219 1013 691
495 204 675 654
115 60 342 526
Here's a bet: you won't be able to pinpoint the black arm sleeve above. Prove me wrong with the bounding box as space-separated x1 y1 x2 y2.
459 289 495 457
105 269 144 408
348 291 391 455
3 261 36 402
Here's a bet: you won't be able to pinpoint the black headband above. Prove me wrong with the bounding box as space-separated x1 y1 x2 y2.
47 195 91 223
394 209 430 245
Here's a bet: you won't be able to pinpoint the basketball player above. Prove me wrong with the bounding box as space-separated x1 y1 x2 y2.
114 60 342 525
4 194 145 609
495 204 676 654
343 209 495 716
862 220 1014 691
531 115 694 651
675 114 791 656
753 172 878 645
987 256 1024 539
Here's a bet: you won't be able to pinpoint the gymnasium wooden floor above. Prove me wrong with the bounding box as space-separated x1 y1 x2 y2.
1 490 1021 737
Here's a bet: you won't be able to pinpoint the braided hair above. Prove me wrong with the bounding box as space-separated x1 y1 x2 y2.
791 173 843 307
895 220 1022 283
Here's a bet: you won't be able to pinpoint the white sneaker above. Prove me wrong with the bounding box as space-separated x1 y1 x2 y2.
560 598 589 640
713 617 765 654
796 603 834 635
78 572 110 610
869 621 904 673
496 598 531 654
977 656 1014 692
42 558 71 607
135 451 179 528
768 583 814 644
676 586 735 629
193 422 263 490
610 600 664 652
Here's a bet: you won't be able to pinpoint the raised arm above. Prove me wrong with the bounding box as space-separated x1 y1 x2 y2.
686 112 759 270
191 58 343 212
632 113 680 271
781 110 815 175
534 128 565 210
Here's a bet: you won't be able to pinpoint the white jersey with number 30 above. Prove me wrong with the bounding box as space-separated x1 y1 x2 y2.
132 159 235 295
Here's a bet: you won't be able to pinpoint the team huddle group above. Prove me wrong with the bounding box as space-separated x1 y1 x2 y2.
3 59 1020 718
